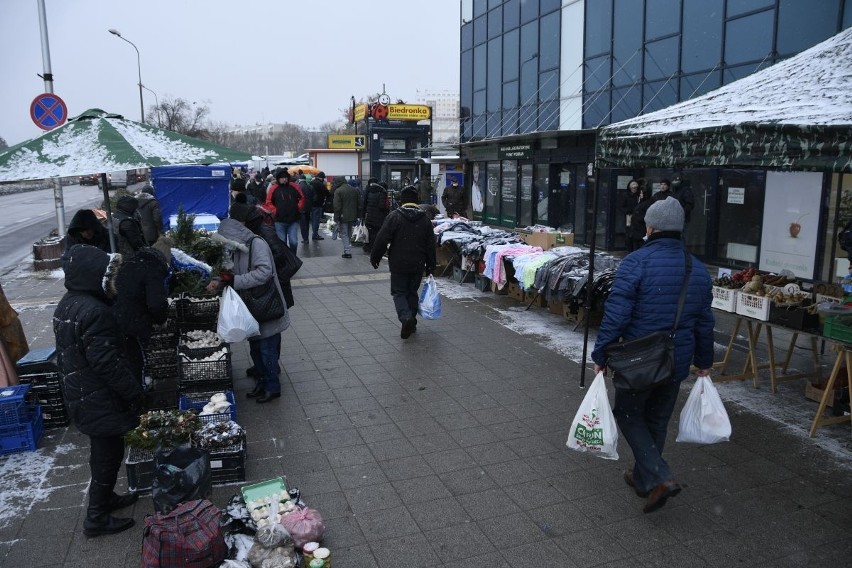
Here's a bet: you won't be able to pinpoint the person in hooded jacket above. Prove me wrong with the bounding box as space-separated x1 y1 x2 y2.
209 206 291 403
361 180 390 253
309 172 329 240
53 244 143 537
112 238 172 387
248 172 267 205
65 208 111 254
112 195 147 256
264 168 305 255
592 197 714 514
135 188 163 245
370 187 436 339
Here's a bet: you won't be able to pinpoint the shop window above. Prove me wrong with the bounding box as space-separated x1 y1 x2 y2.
504 0 520 31
613 0 643 87
777 0 840 56
585 0 613 57
726 0 773 18
485 161 501 224
488 6 503 39
503 29 520 81
474 0 488 18
645 0 680 39
724 11 773 66
539 101 559 131
682 0 723 73
716 169 766 266
487 39 502 112
501 161 519 226
462 23 473 51
539 11 560 71
520 164 534 226
644 36 679 81
472 162 487 216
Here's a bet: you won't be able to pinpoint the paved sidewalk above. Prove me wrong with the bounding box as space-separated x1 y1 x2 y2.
0 232 850 567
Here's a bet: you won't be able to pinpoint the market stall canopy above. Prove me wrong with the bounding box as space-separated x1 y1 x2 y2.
597 27 852 172
0 108 252 182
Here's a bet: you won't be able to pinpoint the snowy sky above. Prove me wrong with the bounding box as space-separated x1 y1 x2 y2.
0 0 460 146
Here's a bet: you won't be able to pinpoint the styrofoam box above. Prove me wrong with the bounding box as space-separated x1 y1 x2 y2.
735 291 771 321
711 287 738 312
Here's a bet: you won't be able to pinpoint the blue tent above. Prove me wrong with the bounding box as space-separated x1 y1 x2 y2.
151 164 231 229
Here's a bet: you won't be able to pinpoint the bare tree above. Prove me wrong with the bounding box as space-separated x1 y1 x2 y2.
148 96 210 138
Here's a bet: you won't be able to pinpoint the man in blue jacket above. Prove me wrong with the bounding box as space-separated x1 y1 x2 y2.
592 196 714 514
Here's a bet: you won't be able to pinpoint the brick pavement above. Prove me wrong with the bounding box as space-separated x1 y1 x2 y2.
0 232 850 567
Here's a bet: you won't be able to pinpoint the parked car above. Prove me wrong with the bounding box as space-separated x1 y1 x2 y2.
78 174 99 186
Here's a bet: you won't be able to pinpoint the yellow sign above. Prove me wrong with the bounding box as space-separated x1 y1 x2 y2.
327 134 366 149
353 104 368 122
387 104 431 121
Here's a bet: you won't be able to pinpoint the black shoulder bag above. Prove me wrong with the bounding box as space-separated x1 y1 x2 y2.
604 248 692 391
237 238 287 323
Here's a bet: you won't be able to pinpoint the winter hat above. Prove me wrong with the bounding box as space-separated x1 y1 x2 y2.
399 186 419 204
274 167 290 180
644 196 684 232
229 202 254 223
316 171 325 179
151 236 173 263
230 177 247 193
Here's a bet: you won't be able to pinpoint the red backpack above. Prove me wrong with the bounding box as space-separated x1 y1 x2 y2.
141 499 227 568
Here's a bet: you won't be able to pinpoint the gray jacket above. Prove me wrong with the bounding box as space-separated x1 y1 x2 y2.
217 218 290 338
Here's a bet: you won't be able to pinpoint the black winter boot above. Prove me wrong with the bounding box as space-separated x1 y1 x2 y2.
83 482 135 537
108 492 138 512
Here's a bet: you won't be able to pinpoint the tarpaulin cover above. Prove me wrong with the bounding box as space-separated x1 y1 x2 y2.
151 164 231 229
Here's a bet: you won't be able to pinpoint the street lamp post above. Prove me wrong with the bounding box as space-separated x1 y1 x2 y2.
141 84 160 126
108 28 145 124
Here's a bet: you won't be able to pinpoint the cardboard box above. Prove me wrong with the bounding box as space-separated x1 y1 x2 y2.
518 231 575 250
805 382 837 408
507 282 526 302
491 281 508 295
548 299 565 316
526 288 547 308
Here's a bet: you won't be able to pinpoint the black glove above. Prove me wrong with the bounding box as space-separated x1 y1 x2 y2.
371 261 380 269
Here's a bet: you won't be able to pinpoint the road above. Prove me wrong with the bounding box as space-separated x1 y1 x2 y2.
0 184 121 273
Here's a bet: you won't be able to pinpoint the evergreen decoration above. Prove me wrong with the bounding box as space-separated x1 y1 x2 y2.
125 409 202 450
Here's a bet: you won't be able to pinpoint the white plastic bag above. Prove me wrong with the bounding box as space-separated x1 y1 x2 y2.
217 287 260 343
676 376 732 444
566 372 619 460
352 223 369 244
418 275 442 320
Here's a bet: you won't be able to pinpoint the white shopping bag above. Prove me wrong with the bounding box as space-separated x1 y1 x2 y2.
418 275 442 320
217 286 260 343
676 376 732 444
566 372 619 460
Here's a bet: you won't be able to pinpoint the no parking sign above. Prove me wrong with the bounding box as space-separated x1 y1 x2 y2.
30 93 68 130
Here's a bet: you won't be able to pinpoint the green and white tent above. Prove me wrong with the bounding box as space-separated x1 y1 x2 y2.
597 27 852 172
0 108 251 182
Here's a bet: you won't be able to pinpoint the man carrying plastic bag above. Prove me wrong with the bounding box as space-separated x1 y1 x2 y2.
676 376 731 444
370 186 436 339
566 372 619 460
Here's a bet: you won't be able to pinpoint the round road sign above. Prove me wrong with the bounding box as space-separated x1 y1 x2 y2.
30 93 68 131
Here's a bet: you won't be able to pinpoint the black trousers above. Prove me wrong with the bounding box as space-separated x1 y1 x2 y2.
390 272 423 323
124 334 144 387
88 435 125 513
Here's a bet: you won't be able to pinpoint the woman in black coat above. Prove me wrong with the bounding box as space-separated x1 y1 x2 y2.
361 181 390 252
53 244 143 537
628 188 653 252
64 208 110 255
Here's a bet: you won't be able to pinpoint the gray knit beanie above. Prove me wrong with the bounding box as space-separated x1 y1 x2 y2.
644 196 684 232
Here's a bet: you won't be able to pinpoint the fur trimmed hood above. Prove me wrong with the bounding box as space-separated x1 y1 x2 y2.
63 244 123 301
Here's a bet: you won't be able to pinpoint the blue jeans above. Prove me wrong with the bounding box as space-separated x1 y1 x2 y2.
390 272 423 323
310 207 324 238
249 333 282 394
339 221 353 254
274 221 300 255
613 381 681 493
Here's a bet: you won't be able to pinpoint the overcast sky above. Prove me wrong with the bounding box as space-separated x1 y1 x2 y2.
0 0 460 146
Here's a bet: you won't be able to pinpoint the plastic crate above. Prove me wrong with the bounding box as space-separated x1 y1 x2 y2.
823 316 852 343
735 292 771 321
179 391 237 423
453 266 475 283
147 332 178 352
125 447 156 494
15 347 58 374
0 385 32 427
173 295 220 325
39 400 70 428
474 274 491 292
179 349 232 386
768 303 820 331
178 342 227 361
712 286 738 312
143 388 179 411
0 406 44 455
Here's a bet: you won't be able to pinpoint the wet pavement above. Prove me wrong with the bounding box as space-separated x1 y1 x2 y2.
0 227 850 567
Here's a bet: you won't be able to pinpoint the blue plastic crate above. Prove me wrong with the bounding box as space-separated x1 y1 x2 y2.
0 384 31 427
178 390 236 423
0 406 44 455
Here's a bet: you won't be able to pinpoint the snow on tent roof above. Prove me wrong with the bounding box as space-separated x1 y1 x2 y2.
597 27 852 172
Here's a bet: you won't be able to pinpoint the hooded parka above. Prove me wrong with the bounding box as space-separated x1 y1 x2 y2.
53 245 143 437
370 204 437 274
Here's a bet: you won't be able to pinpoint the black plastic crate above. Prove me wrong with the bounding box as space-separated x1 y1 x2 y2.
143 388 179 411
178 349 232 386
147 331 178 352
211 467 246 485
178 342 227 361
15 347 58 375
173 296 220 325
178 380 234 395
204 438 246 485
145 348 179 382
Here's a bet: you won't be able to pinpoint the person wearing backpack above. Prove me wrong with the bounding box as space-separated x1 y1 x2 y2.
136 187 163 245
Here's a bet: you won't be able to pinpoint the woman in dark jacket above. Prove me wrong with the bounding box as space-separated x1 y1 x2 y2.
53 244 143 537
627 188 653 251
65 209 110 254
361 180 390 252
592 197 714 514
113 239 171 385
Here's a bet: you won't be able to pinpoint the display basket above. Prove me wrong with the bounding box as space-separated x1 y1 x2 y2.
178 339 227 360
735 292 771 321
39 400 69 428
18 374 67 428
823 315 852 344
146 349 179 382
125 447 156 494
711 286 738 312
179 390 237 423
197 434 246 485
0 406 44 456
768 302 820 331
178 348 232 386
173 295 220 326
147 331 178 352
0 384 32 427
